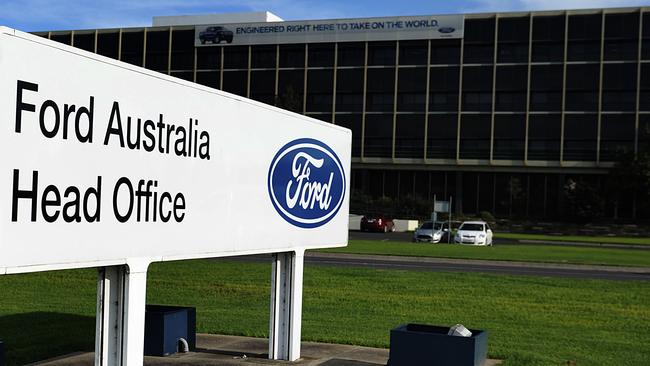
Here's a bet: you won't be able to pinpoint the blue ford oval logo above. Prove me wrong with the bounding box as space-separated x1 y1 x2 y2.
438 27 455 34
268 138 346 228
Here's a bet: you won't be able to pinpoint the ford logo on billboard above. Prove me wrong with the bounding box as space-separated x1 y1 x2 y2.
438 27 455 34
268 138 346 228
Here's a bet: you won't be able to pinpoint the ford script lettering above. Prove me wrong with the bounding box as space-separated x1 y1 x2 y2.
268 138 346 228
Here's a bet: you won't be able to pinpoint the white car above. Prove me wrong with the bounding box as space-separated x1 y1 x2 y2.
454 221 493 246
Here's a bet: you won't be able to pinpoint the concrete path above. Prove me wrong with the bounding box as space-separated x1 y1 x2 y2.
34 334 501 366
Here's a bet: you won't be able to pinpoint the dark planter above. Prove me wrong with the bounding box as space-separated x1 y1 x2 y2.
388 324 488 366
144 305 196 356
0 341 4 366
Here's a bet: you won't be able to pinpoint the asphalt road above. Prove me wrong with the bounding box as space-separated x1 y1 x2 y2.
227 253 650 281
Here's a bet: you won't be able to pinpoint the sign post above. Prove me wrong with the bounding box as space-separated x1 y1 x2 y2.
0 27 350 365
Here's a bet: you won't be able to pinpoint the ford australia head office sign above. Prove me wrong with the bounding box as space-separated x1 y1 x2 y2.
0 27 351 275
268 138 346 229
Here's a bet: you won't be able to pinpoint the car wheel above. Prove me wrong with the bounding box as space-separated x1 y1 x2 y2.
200 39 206 44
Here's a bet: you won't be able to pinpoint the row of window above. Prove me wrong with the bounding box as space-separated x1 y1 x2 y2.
333 113 650 161
45 11 650 73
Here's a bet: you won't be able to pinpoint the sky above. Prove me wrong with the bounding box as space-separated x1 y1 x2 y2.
1 0 649 32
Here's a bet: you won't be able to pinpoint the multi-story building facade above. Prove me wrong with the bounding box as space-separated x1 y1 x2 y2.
34 7 650 219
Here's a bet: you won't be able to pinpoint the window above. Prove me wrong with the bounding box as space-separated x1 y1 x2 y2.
493 114 525 160
497 17 530 63
604 12 639 61
121 31 144 66
565 64 599 111
463 18 495 64
308 43 335 67
399 40 428 65
337 42 365 66
250 70 276 105
223 46 249 69
429 67 459 112
222 70 247 97
602 63 637 111
459 114 491 159
528 114 561 160
50 32 72 45
251 45 276 68
643 13 650 59
639 114 650 152
196 47 220 70
145 29 170 72
366 68 395 112
73 32 95 52
335 114 362 157
277 70 304 112
397 68 427 112
279 44 305 68
530 65 563 111
495 65 527 111
395 114 425 158
462 66 493 112
427 114 457 159
641 64 650 111
368 41 396 66
364 114 393 158
170 29 194 71
600 114 635 161
564 114 597 161
195 71 219 89
431 39 461 64
567 14 602 61
306 69 334 112
97 32 119 59
532 15 565 62
336 68 364 112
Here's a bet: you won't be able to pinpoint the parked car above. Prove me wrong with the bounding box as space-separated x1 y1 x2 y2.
199 26 234 44
454 221 493 246
413 221 450 243
360 215 395 233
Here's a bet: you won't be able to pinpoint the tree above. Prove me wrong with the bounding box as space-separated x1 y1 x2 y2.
606 149 650 219
564 177 605 221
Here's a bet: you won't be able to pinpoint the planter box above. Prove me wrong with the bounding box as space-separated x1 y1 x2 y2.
144 305 196 356
388 324 488 366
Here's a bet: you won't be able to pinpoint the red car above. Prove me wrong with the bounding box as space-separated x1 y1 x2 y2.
360 215 395 233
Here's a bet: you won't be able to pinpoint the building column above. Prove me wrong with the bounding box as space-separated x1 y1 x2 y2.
95 262 149 366
269 251 305 361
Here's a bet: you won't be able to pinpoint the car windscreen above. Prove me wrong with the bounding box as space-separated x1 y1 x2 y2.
459 223 484 231
433 222 443 230
421 222 433 229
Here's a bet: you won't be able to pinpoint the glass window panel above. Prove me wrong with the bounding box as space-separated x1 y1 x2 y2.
306 69 334 112
120 31 144 66
196 47 220 70
279 44 305 68
171 29 194 71
50 32 72 45
602 63 637 111
364 114 393 158
600 114 635 161
335 114 362 157
604 13 639 61
493 114 525 160
530 65 563 111
250 70 276 105
73 32 95 52
251 45 276 68
397 67 427 112
460 114 491 159
565 64 600 111
97 32 119 59
195 71 220 89
462 66 493 112
498 17 530 63
567 14 602 61
429 67 459 112
308 43 335 67
277 70 304 112
368 41 396 66
222 70 247 96
170 71 193 82
337 42 365 66
640 64 650 111
336 68 364 112
639 114 650 152
564 114 598 161
528 114 561 160
145 29 170 72
399 40 428 65
395 114 425 158
366 68 395 112
495 65 527 111
427 114 457 159
430 39 461 64
223 46 249 69
464 18 495 64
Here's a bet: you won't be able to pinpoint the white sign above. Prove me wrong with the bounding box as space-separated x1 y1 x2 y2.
195 15 464 46
0 27 351 275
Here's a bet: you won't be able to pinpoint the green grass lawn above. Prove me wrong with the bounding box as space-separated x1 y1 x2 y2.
321 240 650 267
1 260 649 366
494 232 650 245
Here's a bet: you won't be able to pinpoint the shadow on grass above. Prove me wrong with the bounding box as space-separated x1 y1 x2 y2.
0 312 94 366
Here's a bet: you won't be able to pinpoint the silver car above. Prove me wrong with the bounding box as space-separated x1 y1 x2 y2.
413 221 450 243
